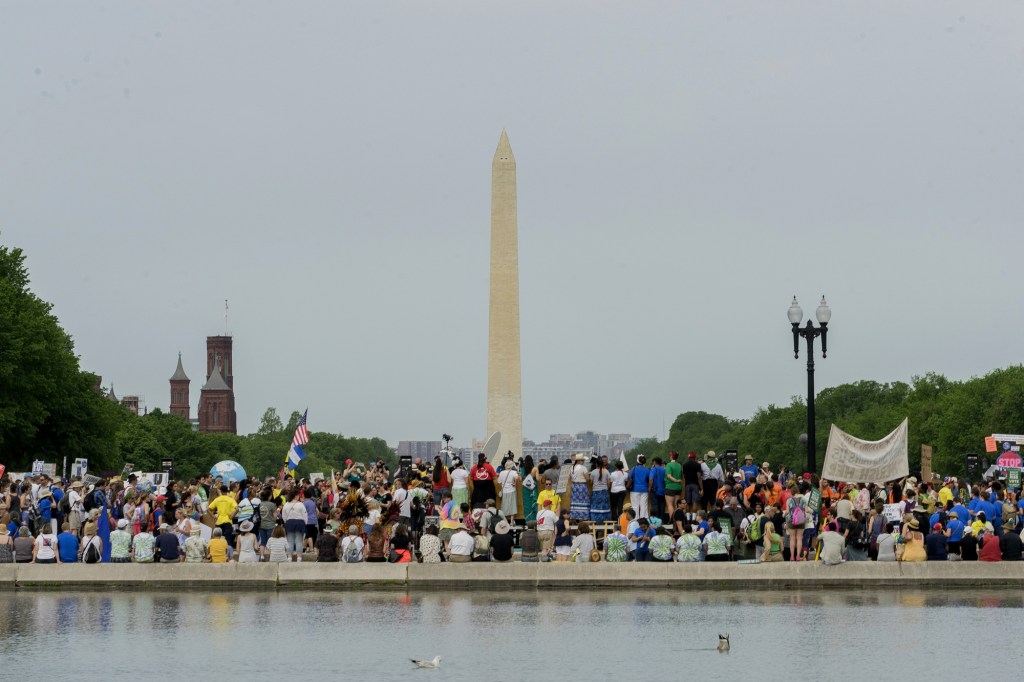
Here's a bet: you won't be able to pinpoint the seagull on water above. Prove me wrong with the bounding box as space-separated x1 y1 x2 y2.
411 656 441 669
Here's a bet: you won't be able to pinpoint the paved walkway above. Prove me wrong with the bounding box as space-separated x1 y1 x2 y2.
2 561 1022 589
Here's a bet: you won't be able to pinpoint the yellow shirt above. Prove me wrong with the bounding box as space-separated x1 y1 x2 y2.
938 487 954 506
208 537 228 563
537 489 560 512
208 496 238 525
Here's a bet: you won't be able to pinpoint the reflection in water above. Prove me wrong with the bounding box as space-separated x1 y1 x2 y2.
0 589 1021 680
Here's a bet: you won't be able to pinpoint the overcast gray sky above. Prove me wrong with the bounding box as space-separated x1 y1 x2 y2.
3 2 1022 447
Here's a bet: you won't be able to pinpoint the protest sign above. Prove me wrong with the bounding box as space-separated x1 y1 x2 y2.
1008 468 1021 491
807 488 822 514
882 503 903 523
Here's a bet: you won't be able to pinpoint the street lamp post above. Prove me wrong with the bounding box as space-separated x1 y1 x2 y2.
788 296 831 475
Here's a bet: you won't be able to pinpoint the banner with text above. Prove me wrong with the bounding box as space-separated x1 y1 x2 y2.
822 419 909 484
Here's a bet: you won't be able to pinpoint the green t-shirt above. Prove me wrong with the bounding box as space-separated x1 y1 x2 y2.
665 461 683 492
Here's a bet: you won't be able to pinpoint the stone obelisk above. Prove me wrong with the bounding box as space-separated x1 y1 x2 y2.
486 130 523 458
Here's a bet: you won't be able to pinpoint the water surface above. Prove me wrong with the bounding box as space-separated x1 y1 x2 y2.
0 589 1017 679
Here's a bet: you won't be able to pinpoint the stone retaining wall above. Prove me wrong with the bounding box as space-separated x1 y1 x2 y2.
2 562 1023 589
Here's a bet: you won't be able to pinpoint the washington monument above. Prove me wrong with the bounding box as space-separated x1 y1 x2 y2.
486 130 523 459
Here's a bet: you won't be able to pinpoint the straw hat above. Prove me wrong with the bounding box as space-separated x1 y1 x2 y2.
494 520 511 535
907 519 920 530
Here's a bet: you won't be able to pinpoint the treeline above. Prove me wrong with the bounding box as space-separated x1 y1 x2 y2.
629 367 1024 478
112 406 396 482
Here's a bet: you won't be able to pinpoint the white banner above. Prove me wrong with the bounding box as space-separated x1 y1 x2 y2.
822 419 909 484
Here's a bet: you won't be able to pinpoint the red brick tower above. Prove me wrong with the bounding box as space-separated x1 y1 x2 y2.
169 352 190 420
206 336 233 390
198 359 236 433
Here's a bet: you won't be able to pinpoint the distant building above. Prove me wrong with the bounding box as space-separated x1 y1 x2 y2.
198 359 236 433
121 395 142 415
521 431 642 462
169 352 190 420
169 335 237 434
397 441 443 461
522 443 595 463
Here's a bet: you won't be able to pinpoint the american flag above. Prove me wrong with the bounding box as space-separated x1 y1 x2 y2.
292 409 309 446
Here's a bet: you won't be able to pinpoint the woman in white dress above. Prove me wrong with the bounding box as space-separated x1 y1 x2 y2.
450 459 470 507
235 520 260 563
497 461 520 518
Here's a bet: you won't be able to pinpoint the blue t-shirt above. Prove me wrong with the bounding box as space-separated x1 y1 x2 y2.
39 498 53 522
57 532 79 562
980 500 1001 525
696 520 710 537
951 505 971 525
947 519 965 542
7 521 18 536
630 466 650 493
740 464 759 483
630 527 654 549
648 466 666 495
967 497 983 514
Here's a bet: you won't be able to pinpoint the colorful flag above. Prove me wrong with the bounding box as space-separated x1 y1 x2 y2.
97 497 111 563
285 409 310 471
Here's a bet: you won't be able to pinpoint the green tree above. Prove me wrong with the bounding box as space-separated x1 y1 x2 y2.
738 401 806 470
256 407 284 436
0 243 122 470
664 411 746 458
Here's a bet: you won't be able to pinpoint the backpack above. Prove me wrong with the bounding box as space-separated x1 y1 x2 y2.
747 514 763 542
83 537 102 564
788 499 806 527
83 490 97 512
59 492 72 515
27 505 42 533
342 538 362 563
488 510 504 535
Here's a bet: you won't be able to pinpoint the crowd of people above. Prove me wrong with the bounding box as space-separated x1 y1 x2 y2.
1 450 1021 566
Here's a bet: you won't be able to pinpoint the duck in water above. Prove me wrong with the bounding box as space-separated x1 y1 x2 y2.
717 634 730 652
